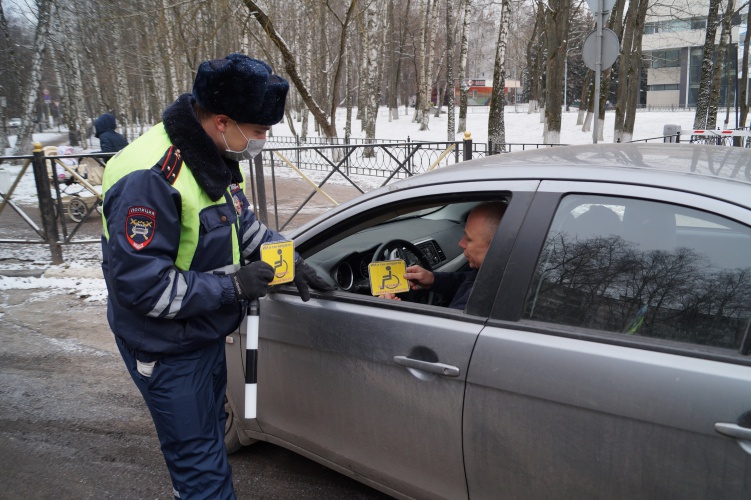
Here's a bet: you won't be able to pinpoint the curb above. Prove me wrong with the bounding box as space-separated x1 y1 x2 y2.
0 268 104 279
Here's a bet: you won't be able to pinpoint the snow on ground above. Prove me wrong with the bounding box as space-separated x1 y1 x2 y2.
0 107 720 293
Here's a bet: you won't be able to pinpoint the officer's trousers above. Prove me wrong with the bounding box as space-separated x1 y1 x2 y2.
117 336 235 500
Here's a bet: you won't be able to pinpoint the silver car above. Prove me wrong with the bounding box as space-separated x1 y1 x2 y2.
225 143 751 499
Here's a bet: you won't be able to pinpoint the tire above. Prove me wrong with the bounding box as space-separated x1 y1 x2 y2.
67 197 87 223
224 395 243 454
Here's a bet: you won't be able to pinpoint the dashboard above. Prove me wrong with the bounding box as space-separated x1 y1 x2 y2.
332 239 449 292
306 215 467 294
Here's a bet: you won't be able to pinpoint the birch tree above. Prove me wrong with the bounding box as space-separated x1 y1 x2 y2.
740 4 751 129
488 0 511 152
694 0 722 129
446 0 455 140
243 0 358 139
361 1 385 153
457 0 471 133
706 0 734 130
414 0 427 124
542 0 570 143
526 1 544 115
419 0 440 131
13 0 52 155
613 0 648 143
0 2 18 150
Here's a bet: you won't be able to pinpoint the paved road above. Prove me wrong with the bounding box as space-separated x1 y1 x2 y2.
0 273 391 499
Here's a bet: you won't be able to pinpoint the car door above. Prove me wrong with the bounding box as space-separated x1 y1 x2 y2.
464 183 751 499
248 182 536 499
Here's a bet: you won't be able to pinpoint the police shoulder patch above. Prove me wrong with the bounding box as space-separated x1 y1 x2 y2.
229 183 245 213
126 206 156 250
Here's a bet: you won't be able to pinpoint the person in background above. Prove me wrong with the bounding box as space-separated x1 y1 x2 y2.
94 113 128 153
100 53 332 499
384 201 506 310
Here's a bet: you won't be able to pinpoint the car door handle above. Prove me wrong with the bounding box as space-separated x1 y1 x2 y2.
393 356 460 377
714 422 751 454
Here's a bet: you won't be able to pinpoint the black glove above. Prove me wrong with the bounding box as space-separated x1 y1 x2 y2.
294 258 335 302
230 261 274 301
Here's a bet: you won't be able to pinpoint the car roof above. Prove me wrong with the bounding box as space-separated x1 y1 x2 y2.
392 143 751 210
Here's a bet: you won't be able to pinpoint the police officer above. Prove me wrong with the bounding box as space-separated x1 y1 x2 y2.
101 54 332 499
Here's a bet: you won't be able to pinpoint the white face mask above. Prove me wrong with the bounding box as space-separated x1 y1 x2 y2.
222 122 266 161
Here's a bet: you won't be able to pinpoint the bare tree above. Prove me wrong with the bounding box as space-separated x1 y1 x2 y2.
361 0 385 149
526 1 544 116
13 0 52 155
613 0 648 143
694 0 722 129
446 0 455 140
0 2 19 150
543 0 571 143
242 0 359 139
740 4 751 129
488 0 511 152
706 0 735 130
457 0 471 133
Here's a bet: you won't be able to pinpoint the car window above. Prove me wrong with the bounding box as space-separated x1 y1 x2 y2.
522 195 751 350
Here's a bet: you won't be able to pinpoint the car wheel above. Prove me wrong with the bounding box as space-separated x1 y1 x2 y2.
224 394 243 454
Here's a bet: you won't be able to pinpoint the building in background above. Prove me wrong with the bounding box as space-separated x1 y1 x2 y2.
643 0 745 109
448 79 523 106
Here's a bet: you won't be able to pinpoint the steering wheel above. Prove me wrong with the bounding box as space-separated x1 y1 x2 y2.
371 239 434 304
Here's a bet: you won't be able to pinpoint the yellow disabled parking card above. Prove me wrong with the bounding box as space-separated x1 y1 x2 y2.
261 241 295 285
368 260 409 296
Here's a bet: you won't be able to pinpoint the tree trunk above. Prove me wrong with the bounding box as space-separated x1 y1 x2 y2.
527 1 544 115
543 0 570 144
13 0 52 155
0 2 18 150
414 0 427 124
707 0 734 130
613 0 645 142
577 71 592 125
362 1 384 155
488 0 510 152
344 42 353 142
622 0 649 142
420 0 440 130
457 0 471 133
740 6 751 129
387 0 398 121
694 0 722 129
446 0 455 140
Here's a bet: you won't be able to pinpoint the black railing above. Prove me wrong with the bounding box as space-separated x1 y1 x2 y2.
0 146 112 263
5 131 751 263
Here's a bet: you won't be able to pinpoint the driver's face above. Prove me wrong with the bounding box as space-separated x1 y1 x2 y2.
458 210 494 269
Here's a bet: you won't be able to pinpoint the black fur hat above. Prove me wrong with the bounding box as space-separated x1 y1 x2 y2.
192 53 289 125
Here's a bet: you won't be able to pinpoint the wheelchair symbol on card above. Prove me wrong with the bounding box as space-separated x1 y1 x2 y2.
379 266 401 290
274 249 289 278
260 240 295 285
368 260 409 296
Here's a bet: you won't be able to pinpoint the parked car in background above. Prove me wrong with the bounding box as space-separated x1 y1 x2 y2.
225 143 751 499
8 117 21 128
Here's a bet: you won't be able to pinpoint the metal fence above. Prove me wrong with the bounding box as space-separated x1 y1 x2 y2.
3 130 748 263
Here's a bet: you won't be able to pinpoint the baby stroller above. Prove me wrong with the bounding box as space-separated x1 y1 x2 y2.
46 146 105 223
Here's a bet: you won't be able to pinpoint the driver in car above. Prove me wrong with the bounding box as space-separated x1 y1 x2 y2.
384 201 506 310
